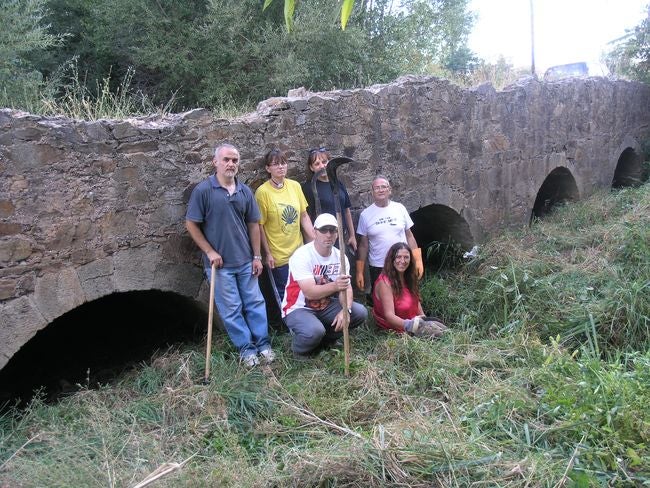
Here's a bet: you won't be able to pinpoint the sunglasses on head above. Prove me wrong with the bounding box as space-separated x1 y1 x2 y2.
309 147 327 154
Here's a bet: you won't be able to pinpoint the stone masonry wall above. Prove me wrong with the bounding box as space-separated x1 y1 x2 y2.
1 75 649 369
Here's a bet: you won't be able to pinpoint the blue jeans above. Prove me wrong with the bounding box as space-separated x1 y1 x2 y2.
284 298 367 355
206 262 270 358
271 264 289 302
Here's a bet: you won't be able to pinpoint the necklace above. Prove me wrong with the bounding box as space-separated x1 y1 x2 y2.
271 178 284 189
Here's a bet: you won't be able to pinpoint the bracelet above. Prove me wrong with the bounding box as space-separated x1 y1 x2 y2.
253 255 262 261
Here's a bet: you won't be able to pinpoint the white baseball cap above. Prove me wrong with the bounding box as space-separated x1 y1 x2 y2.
313 213 338 229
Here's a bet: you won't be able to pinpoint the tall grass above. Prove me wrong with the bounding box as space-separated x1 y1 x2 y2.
1 184 649 487
39 63 177 120
4 59 177 120
422 184 650 355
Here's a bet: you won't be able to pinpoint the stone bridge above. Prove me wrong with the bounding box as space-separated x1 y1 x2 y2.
1 75 649 371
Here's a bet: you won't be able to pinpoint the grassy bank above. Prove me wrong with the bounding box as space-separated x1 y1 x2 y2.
1 183 649 487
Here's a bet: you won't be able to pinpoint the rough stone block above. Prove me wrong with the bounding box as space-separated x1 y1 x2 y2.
113 244 160 292
8 143 64 171
0 278 16 300
0 200 15 218
0 237 33 263
77 257 115 302
82 121 112 140
33 267 85 322
118 141 159 153
153 263 203 297
181 109 212 122
110 121 140 140
12 127 44 141
0 272 33 300
0 296 48 370
0 222 22 236
100 210 138 237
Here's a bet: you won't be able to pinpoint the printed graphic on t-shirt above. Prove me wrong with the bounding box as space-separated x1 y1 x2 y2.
279 203 298 234
373 216 399 227
305 262 340 310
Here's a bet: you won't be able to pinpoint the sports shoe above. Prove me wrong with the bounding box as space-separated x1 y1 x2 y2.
241 354 259 368
259 348 276 364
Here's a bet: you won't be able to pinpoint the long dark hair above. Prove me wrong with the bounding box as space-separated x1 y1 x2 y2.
306 146 331 176
382 242 419 300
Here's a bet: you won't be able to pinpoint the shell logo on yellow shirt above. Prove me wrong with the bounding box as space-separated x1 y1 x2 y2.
281 205 298 233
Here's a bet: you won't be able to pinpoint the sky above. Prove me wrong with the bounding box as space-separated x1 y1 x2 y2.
468 0 648 73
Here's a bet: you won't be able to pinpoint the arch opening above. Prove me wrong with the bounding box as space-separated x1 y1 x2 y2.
612 147 645 188
411 204 474 271
0 290 207 408
530 167 579 222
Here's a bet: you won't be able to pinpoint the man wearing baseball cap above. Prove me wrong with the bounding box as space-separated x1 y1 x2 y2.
281 213 367 358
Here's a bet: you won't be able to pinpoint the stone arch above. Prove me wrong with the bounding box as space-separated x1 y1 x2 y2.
612 147 644 188
530 167 580 221
410 204 475 267
0 289 207 404
0 244 205 372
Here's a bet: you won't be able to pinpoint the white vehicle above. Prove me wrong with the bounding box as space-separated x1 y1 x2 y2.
543 61 610 81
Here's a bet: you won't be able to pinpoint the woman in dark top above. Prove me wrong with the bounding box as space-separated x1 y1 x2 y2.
301 147 357 252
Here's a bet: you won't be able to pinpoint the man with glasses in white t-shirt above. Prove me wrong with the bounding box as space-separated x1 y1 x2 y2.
356 175 423 300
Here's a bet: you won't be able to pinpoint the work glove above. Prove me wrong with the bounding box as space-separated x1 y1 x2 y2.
403 318 416 334
412 247 424 280
355 259 365 291
404 316 447 338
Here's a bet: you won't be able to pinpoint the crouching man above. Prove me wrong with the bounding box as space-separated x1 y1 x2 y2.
282 213 367 359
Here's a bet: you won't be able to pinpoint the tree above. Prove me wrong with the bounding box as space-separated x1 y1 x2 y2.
606 6 650 84
0 0 63 110
5 0 476 112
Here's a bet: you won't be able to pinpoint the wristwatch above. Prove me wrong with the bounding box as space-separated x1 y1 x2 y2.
253 255 262 261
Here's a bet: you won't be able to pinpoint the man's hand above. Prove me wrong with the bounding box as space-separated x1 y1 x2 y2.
252 258 263 276
355 260 365 291
331 309 349 332
334 274 351 292
411 247 424 280
207 250 223 268
265 254 275 269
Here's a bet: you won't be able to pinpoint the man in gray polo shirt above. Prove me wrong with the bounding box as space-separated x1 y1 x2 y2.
186 144 273 367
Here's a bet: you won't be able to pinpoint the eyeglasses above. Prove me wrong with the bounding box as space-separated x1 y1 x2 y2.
373 185 390 190
309 147 327 154
316 226 338 234
268 161 288 167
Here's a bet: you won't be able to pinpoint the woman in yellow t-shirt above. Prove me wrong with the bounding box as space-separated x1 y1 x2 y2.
255 149 314 300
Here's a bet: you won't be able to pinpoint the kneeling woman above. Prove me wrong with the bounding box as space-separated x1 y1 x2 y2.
373 242 446 336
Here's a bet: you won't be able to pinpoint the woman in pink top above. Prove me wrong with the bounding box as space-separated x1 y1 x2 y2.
372 242 424 333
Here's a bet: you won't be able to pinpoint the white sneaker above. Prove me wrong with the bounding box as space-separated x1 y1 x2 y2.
241 354 259 368
259 348 276 364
